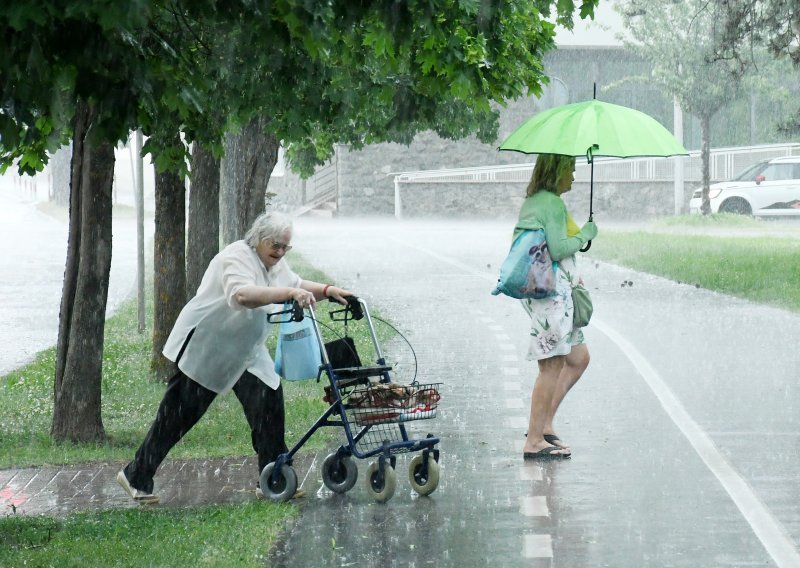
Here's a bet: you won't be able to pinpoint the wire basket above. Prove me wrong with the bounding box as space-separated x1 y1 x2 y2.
344 382 441 427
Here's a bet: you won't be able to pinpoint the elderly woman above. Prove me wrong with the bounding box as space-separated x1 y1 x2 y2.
117 212 351 503
517 154 598 460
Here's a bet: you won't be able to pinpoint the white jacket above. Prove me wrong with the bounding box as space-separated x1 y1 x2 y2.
162 240 301 393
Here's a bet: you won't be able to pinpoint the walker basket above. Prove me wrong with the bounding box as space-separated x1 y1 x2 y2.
344 382 441 427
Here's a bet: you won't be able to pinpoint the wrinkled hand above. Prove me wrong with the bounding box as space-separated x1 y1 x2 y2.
289 287 316 307
580 220 598 241
325 285 354 305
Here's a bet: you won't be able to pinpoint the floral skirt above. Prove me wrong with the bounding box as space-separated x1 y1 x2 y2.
525 255 585 361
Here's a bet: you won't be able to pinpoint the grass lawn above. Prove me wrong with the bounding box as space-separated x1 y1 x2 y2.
3 213 797 566
0 253 366 567
0 502 290 567
586 214 800 312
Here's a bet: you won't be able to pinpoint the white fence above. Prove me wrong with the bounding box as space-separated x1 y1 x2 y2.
389 143 800 218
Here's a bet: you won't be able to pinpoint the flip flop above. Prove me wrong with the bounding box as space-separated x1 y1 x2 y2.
524 433 569 448
523 445 571 460
544 434 569 448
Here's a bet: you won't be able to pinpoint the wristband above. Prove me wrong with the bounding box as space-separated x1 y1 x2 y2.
323 284 331 297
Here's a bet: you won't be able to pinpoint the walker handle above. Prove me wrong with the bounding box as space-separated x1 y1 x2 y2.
267 300 305 323
328 295 364 321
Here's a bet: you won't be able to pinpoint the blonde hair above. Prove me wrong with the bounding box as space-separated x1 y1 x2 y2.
525 154 576 197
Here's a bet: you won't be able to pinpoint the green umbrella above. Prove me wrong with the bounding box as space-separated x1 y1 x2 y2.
499 99 688 250
499 99 688 159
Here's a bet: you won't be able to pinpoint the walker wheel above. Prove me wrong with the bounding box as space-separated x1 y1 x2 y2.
365 460 396 503
259 462 298 502
321 453 358 494
408 454 440 496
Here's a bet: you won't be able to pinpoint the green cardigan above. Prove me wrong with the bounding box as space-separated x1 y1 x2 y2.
513 190 589 261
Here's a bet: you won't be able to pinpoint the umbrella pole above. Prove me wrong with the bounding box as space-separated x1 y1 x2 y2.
585 143 598 221
580 144 598 253
578 162 594 252
589 160 594 220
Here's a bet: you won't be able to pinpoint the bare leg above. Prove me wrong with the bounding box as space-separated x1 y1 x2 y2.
523 355 570 455
542 344 590 448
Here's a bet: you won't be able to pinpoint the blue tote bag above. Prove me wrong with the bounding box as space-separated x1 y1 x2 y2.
491 229 558 300
274 305 322 381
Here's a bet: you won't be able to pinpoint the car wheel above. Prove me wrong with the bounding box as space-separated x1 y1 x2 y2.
719 197 752 215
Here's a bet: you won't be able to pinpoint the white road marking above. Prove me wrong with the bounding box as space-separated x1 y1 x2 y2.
505 416 528 429
389 237 800 567
519 465 543 481
594 319 800 568
522 534 553 558
520 496 549 517
503 381 521 391
505 398 524 409
501 366 520 376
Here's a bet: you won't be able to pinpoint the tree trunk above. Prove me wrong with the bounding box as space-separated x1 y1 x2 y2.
220 116 279 244
187 142 220 296
700 113 712 215
51 100 114 443
151 136 187 381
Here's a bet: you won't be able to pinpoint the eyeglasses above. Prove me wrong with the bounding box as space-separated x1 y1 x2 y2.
269 241 293 252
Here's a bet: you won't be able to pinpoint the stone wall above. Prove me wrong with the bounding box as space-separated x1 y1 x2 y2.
381 179 699 221
335 133 526 217
561 181 699 221
267 46 711 220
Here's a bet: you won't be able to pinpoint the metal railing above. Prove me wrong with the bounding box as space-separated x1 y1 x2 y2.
389 143 800 217
305 160 337 203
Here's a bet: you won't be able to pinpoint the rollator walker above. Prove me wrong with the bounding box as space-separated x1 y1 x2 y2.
260 297 441 503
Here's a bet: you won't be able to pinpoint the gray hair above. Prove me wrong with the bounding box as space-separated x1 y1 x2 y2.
244 211 294 247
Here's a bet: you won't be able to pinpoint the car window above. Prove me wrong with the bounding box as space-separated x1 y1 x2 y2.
733 162 767 181
760 164 796 181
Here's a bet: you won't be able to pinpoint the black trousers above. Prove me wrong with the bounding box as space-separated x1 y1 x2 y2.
124 370 287 493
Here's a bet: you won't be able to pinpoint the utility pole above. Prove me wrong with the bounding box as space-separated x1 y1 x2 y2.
673 97 685 215
134 130 146 332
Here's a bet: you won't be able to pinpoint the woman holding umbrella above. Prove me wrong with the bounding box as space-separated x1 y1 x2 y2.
517 154 597 459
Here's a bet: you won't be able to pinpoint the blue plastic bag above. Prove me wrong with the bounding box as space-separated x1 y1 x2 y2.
491 229 558 299
274 306 322 381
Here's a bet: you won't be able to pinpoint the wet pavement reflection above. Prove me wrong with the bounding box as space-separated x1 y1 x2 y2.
2 192 799 566
0 181 142 375
265 217 800 567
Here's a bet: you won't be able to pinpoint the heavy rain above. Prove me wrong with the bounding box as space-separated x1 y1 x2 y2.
2 1 800 567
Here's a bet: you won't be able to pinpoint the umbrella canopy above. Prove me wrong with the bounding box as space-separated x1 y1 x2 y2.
499 99 688 159
499 98 688 251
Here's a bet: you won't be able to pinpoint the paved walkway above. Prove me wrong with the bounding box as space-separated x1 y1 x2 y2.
0 178 142 376
0 183 306 516
1 455 315 516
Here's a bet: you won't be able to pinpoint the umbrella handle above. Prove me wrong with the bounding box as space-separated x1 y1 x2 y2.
579 211 593 252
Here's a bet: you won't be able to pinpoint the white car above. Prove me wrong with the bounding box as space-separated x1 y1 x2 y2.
688 156 800 216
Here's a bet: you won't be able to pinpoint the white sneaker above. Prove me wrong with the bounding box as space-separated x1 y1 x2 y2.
116 470 159 504
255 484 305 500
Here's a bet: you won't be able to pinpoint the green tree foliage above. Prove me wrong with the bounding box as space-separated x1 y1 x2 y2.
714 0 800 134
1 0 599 441
1 1 211 439
616 0 746 214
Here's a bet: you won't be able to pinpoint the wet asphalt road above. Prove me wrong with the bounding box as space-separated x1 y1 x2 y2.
0 182 141 376
2 180 799 566
268 216 800 568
